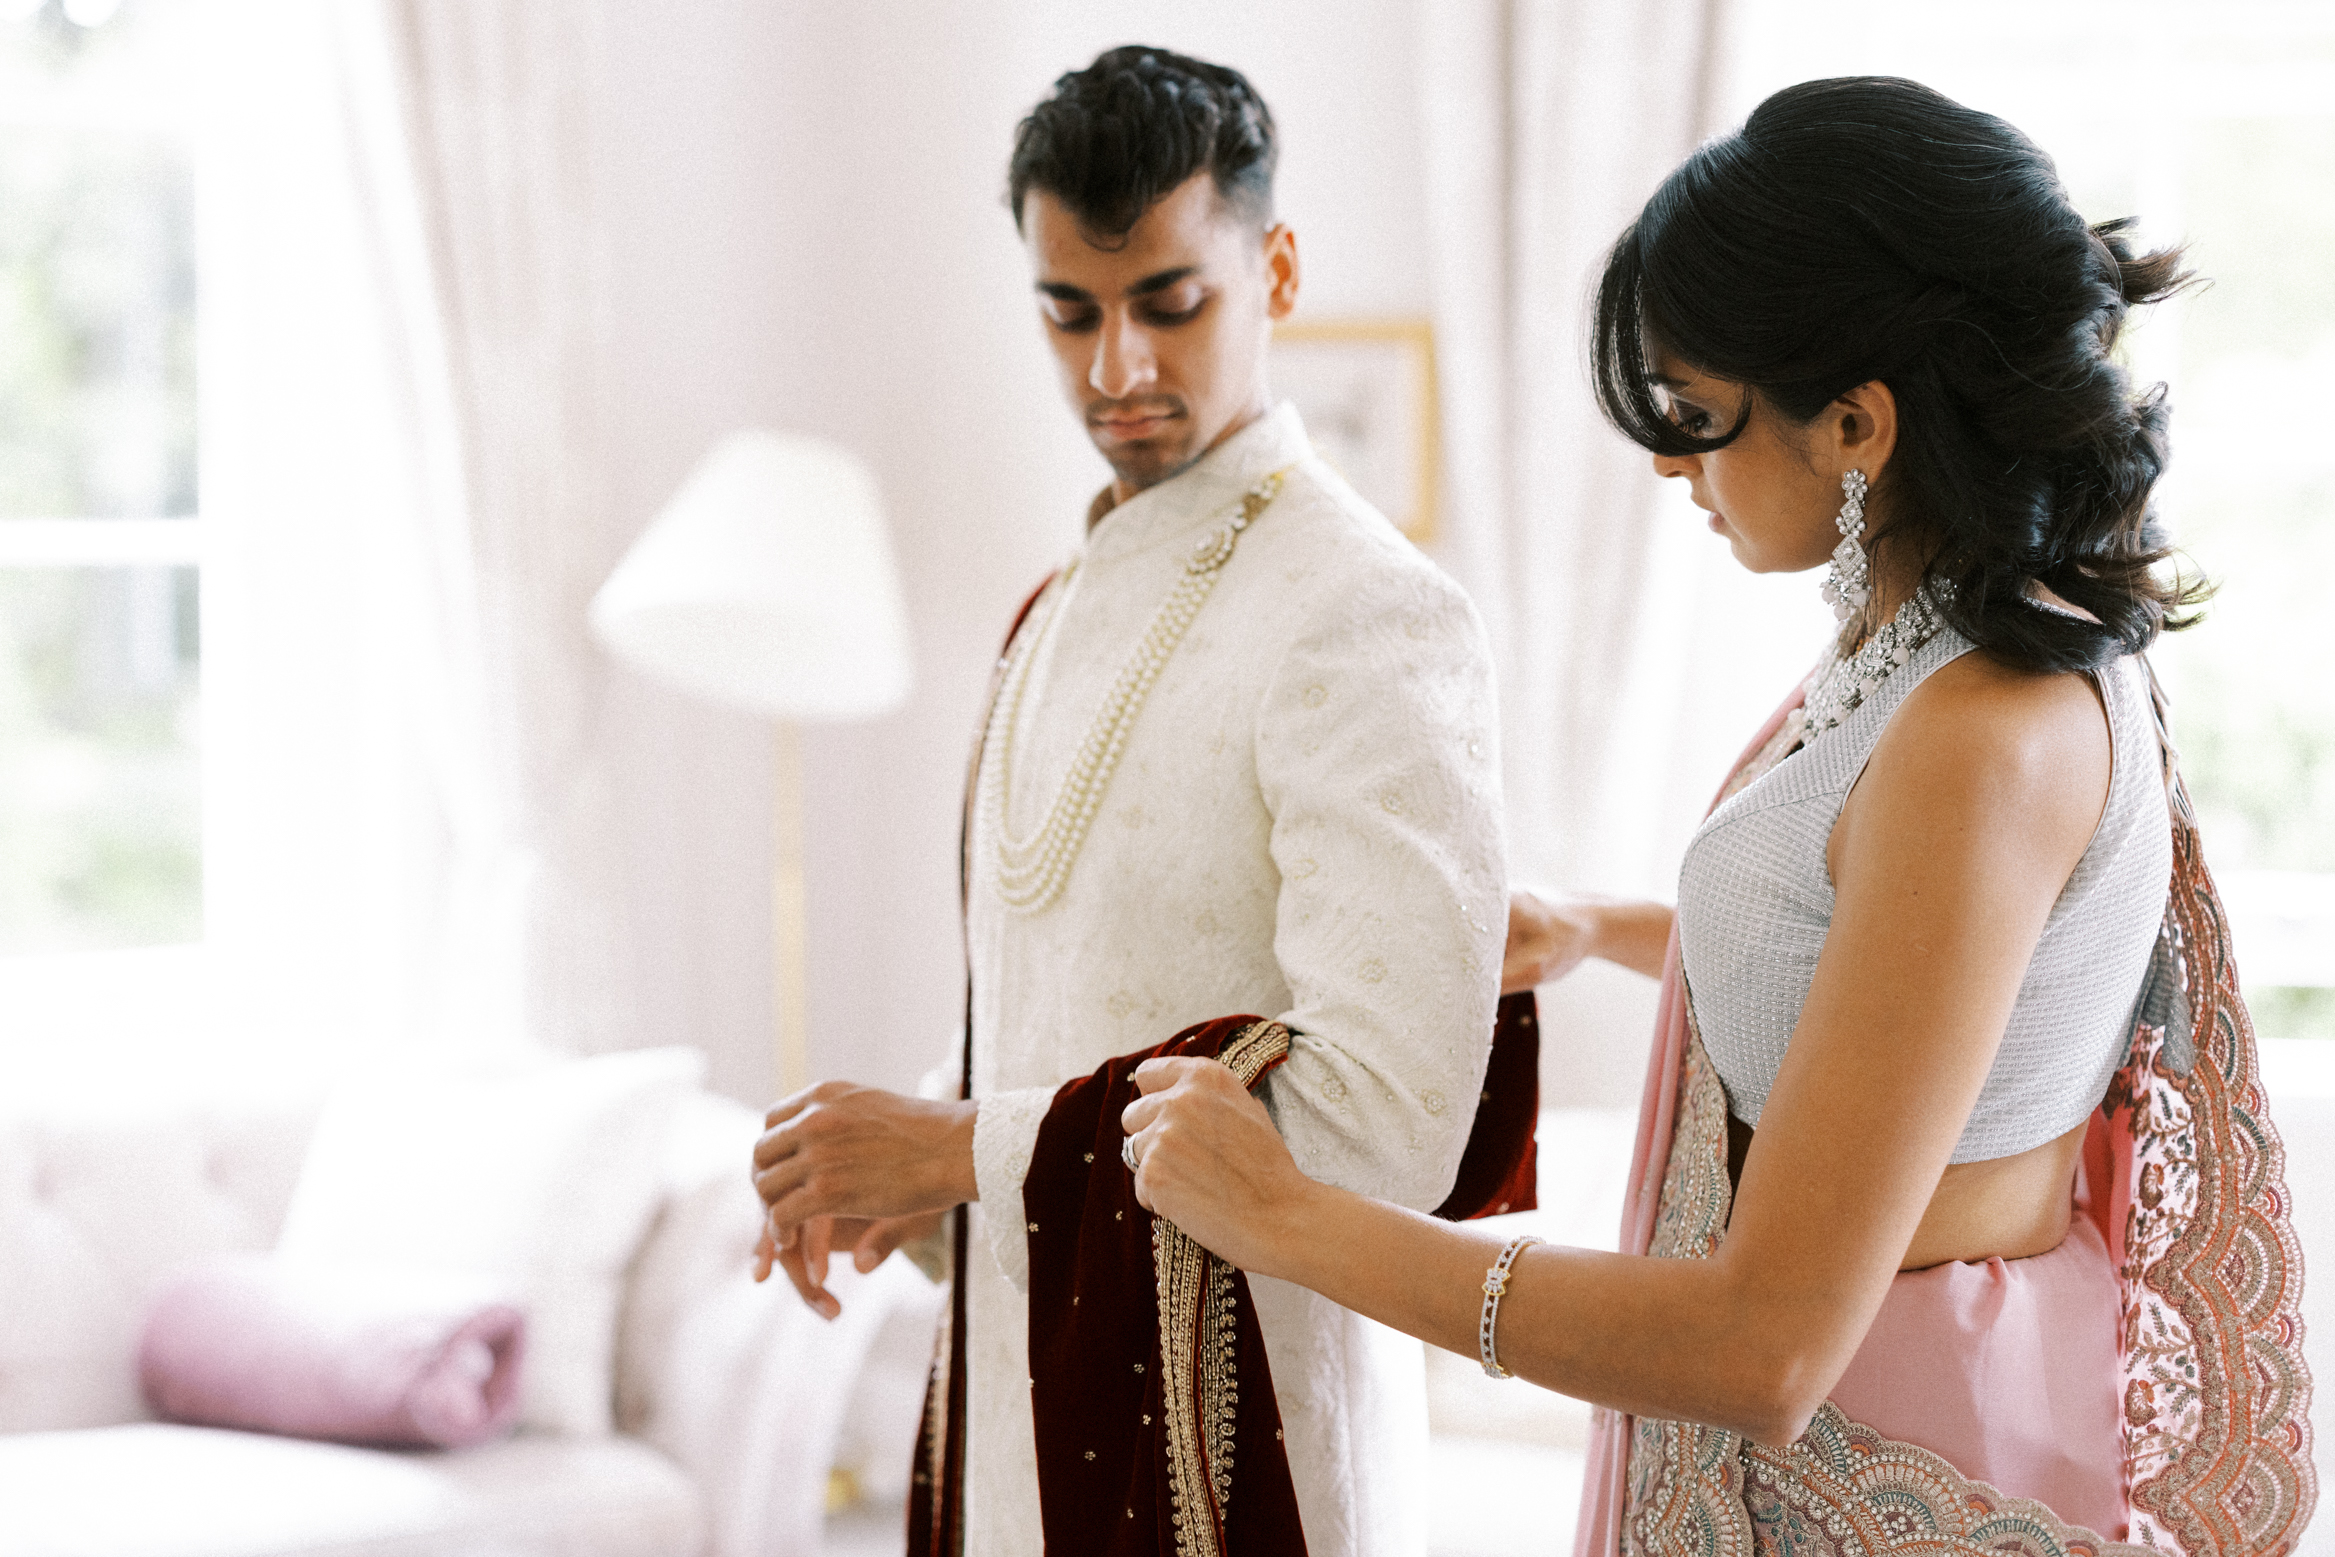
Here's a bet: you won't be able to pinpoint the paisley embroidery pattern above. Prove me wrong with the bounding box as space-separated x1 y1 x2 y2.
2110 815 2315 1556
1626 1030 1750 1557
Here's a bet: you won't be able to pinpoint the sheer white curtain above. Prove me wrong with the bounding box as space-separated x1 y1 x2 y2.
1418 0 1841 1105
358 0 632 1055
194 0 623 1057
195 0 466 1054
1421 0 1735 899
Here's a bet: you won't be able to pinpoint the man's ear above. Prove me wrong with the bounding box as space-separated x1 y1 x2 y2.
1263 223 1300 321
1833 378 1898 481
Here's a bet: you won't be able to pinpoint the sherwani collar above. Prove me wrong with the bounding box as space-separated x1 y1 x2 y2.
1080 401 1311 565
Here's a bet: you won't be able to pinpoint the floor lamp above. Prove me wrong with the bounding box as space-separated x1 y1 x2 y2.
589 431 912 1095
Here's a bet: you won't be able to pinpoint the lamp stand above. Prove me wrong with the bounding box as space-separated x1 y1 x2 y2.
773 721 809 1095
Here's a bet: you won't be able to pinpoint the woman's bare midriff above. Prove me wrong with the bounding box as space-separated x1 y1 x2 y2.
1727 1114 2088 1270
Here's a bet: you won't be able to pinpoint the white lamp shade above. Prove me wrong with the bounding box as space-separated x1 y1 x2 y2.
591 430 913 721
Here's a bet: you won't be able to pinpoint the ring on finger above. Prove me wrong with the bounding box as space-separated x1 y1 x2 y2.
1122 1135 1141 1173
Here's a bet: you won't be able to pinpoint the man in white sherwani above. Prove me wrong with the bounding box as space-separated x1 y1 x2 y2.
752 46 1508 1556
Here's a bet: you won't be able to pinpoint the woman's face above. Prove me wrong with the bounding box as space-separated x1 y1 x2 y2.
1647 354 1873 576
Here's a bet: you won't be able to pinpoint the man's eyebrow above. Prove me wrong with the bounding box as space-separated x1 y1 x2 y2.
1034 265 1202 304
1126 265 1200 298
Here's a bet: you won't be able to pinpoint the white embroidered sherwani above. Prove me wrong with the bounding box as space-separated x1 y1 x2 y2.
962 403 1505 1556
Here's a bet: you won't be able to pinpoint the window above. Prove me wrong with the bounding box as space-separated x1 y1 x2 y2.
0 0 203 958
1724 1 2335 1040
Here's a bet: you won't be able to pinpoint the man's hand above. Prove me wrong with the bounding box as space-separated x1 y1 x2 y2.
753 1211 946 1319
749 1082 976 1317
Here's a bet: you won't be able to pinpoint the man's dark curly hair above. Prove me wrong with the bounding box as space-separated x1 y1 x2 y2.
1007 45 1277 238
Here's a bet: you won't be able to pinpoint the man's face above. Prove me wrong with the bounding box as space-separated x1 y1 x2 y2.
1022 173 1299 497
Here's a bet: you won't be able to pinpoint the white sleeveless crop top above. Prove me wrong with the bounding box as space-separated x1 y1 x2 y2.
1676 626 2173 1163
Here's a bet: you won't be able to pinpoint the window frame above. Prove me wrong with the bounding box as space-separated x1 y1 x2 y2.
0 0 212 979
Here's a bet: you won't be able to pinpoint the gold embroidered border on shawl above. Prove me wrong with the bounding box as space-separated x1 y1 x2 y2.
916 1270 955 1527
1154 1020 1291 1557
1621 816 2314 1555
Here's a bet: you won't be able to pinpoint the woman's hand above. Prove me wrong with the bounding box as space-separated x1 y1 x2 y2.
1502 889 1600 992
1122 1056 1321 1276
1503 890 1676 988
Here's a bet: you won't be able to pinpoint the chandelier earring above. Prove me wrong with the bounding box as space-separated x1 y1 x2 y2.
1819 469 1871 625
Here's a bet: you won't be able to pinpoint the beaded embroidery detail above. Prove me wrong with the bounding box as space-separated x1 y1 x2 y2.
1154 1020 1291 1557
1625 1023 1749 1557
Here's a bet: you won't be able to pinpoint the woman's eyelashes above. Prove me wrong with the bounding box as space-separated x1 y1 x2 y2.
1654 383 1715 436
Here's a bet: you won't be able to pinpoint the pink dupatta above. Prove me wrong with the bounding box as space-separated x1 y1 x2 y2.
1576 676 2317 1557
1574 689 1803 1557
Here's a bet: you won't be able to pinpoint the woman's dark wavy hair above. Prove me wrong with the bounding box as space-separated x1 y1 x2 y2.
1593 76 2206 672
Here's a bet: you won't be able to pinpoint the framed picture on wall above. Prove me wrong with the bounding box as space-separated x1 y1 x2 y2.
1269 318 1439 544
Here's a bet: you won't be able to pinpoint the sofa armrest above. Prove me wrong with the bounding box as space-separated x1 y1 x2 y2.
616 1093 941 1557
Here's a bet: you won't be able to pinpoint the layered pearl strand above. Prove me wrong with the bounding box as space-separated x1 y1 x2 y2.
983 468 1292 914
1800 585 1949 740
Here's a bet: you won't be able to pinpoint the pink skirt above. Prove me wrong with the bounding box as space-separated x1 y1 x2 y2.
1826 1183 2127 1539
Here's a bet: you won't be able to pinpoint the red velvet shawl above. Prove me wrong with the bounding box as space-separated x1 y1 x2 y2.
1024 1015 1308 1556
908 995 1539 1557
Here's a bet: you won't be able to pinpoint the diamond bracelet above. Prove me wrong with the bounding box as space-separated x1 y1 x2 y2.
1478 1234 1543 1379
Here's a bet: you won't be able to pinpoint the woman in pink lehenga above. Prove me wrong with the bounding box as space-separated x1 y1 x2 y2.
1120 77 2314 1556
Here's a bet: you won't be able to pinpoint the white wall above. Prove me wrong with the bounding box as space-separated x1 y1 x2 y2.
591 1 1437 1102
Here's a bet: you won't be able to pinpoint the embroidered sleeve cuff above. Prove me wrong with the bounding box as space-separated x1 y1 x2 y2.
972 1085 1056 1293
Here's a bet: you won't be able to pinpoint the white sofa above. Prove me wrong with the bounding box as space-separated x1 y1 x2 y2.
0 1077 941 1557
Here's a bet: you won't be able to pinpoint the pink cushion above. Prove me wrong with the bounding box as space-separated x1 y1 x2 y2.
138 1255 527 1449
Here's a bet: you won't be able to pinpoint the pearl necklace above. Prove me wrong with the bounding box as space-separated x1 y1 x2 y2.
1800 586 1948 740
982 468 1292 914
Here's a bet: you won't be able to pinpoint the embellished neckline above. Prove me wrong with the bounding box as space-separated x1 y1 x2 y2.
1799 587 1951 742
